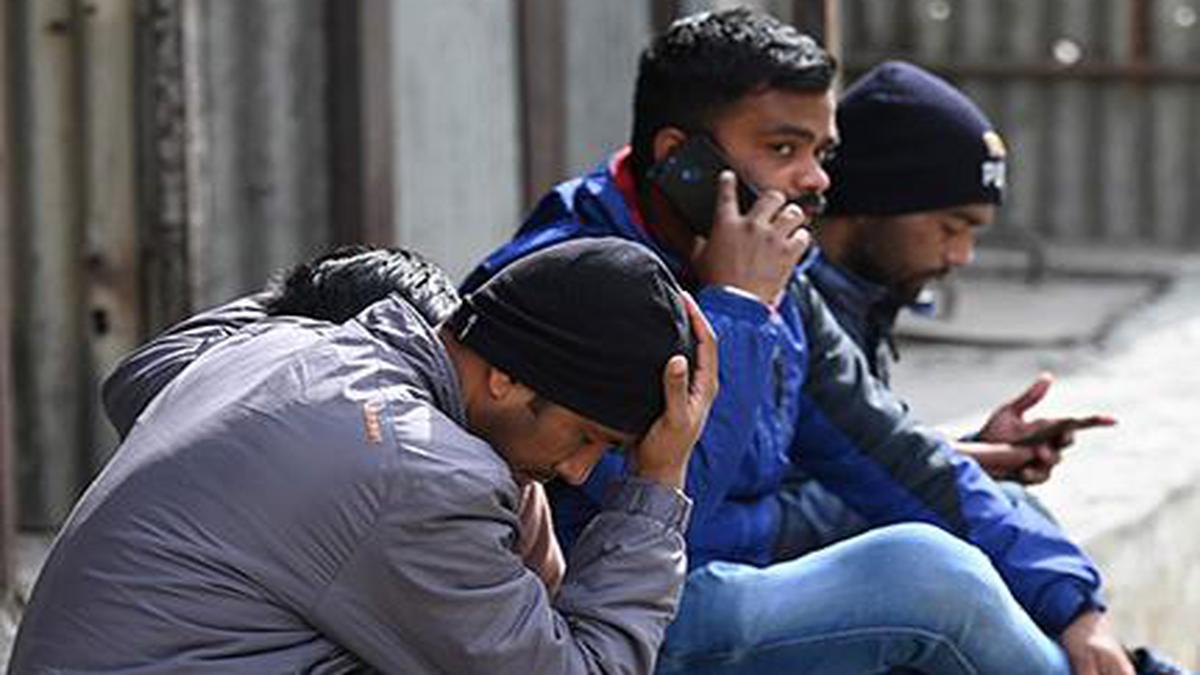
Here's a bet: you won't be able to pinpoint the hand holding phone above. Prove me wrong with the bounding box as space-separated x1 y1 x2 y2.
646 135 816 306
646 135 758 236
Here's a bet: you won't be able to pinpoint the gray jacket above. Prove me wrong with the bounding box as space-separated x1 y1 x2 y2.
11 295 691 674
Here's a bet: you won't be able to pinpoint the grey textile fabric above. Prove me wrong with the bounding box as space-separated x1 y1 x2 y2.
100 293 271 438
12 295 691 674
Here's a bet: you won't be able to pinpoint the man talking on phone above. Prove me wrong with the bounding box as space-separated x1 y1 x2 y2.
465 8 1190 675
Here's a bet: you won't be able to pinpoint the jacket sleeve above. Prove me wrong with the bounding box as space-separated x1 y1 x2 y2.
787 274 1103 636
560 284 783 549
311 468 692 675
102 294 269 439
679 286 781 527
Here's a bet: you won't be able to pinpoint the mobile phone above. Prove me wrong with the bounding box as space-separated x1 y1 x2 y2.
646 135 759 237
647 135 828 237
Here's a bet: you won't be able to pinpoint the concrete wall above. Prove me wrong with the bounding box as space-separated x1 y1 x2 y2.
391 1 522 283
190 0 333 306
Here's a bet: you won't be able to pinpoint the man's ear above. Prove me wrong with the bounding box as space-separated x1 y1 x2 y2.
485 367 536 406
651 127 689 164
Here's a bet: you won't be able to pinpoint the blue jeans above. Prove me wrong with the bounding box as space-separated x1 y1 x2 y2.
655 523 1070 675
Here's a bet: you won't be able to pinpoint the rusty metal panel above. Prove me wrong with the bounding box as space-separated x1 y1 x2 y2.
518 0 566 207
11 0 90 527
189 0 333 307
562 0 652 177
1 0 18 592
327 0 394 246
136 0 195 333
392 0 522 282
80 0 140 468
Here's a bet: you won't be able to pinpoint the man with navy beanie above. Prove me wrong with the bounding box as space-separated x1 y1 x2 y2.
815 61 1113 485
812 60 1191 674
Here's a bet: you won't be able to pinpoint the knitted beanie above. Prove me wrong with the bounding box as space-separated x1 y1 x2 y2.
825 60 1006 216
445 238 694 437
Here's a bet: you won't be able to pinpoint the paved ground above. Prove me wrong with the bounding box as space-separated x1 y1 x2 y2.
4 245 1198 668
890 245 1200 667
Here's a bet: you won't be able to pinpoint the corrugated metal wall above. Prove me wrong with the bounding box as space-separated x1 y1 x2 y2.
842 0 1200 249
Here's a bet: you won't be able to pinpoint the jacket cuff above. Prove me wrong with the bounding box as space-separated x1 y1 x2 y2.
1042 583 1108 637
696 285 773 323
605 478 693 533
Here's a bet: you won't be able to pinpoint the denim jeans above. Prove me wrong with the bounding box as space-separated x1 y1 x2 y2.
655 523 1071 675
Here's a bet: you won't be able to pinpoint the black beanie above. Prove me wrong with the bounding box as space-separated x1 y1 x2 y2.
445 238 695 437
825 60 1007 216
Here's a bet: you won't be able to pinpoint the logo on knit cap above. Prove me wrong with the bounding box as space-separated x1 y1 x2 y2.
982 130 1007 159
981 131 1007 191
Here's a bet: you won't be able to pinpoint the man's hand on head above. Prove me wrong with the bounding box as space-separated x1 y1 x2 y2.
691 171 811 308
629 292 719 490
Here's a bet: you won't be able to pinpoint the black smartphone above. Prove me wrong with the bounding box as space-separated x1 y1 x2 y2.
646 135 758 237
647 135 827 237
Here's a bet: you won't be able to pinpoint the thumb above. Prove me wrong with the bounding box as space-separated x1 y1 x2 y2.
661 355 689 423
714 170 740 221
690 233 708 263
1008 372 1053 415
977 444 1036 474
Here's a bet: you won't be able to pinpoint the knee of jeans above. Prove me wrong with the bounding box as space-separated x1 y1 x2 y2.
666 562 763 651
854 523 1008 609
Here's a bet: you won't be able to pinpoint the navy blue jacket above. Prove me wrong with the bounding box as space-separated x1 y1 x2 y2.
463 150 1104 636
806 251 908 385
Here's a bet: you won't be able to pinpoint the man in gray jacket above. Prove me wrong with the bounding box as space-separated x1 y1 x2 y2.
11 238 718 674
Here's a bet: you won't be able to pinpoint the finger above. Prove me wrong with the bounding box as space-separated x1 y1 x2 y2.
660 354 690 424
1053 428 1075 451
1067 650 1100 675
771 202 806 234
1019 465 1051 485
1095 648 1135 675
1109 650 1136 675
679 292 718 401
689 234 709 262
785 225 812 259
1036 446 1062 468
1075 414 1118 430
1007 372 1054 415
746 188 788 222
714 171 741 221
978 445 1036 473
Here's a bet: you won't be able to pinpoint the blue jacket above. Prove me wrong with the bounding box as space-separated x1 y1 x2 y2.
463 150 1104 636
806 252 907 386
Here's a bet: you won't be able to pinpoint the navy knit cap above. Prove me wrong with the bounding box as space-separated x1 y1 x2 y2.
825 60 1007 216
445 238 695 437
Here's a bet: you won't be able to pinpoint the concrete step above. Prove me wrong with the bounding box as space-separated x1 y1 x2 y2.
893 248 1200 668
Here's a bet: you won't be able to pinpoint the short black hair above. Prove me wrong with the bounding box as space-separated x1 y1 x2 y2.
263 245 460 326
631 7 837 180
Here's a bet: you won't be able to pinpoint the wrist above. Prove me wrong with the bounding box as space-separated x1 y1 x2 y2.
631 462 687 491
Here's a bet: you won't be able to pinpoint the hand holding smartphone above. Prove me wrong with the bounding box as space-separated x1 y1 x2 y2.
646 135 825 237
